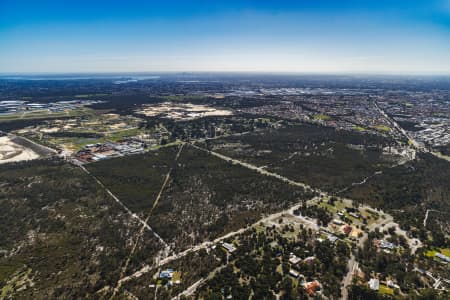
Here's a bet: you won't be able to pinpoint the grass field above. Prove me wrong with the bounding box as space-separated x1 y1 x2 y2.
75 93 109 98
0 107 94 122
379 284 394 295
159 95 209 102
0 267 32 299
425 248 450 257
313 114 331 120
172 271 182 283
65 137 107 150
425 250 437 257
353 125 366 131
441 248 450 256
0 260 24 283
373 125 391 132
107 128 140 141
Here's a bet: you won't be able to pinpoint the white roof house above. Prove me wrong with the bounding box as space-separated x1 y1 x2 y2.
369 278 380 291
222 242 236 253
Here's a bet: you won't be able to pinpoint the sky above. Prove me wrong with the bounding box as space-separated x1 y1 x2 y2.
1 0 450 74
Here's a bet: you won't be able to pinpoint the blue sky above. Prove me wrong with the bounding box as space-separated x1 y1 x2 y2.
1 0 450 74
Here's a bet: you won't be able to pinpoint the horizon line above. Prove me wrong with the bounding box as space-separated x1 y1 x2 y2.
1 71 450 78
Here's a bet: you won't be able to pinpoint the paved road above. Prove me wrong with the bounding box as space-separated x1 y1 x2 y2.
341 256 357 300
374 101 429 156
172 265 227 299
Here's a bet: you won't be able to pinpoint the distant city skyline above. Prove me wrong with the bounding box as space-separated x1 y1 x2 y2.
1 0 450 74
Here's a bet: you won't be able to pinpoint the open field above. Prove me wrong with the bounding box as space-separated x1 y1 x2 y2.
379 284 394 295
313 114 331 120
136 102 233 120
74 93 109 98
373 125 391 132
424 248 450 257
158 95 210 102
0 107 94 122
0 136 40 164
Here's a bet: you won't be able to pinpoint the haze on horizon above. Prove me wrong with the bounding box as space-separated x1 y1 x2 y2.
1 0 450 75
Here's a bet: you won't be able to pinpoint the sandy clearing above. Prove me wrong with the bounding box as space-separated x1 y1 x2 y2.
0 136 40 164
39 127 59 133
136 102 233 120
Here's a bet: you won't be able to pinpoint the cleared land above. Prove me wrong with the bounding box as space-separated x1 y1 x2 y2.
0 107 93 122
0 136 40 164
136 102 232 120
